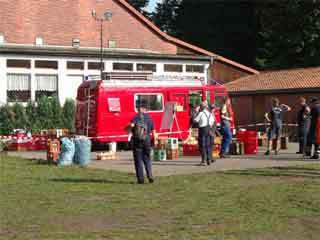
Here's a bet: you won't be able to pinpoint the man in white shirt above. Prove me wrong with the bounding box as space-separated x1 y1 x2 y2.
194 101 215 165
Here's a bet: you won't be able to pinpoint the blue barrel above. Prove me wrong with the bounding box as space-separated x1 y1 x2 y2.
58 138 75 166
73 137 92 166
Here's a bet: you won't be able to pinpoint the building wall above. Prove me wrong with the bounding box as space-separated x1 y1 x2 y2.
211 61 252 84
0 54 209 105
0 0 177 54
231 92 320 128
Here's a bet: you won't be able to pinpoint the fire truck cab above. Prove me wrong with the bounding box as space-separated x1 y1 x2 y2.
75 73 234 143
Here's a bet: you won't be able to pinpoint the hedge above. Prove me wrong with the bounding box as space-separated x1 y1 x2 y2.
0 97 76 135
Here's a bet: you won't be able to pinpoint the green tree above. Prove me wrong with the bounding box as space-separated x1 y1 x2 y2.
153 0 258 67
11 103 27 130
127 0 151 17
127 0 149 11
36 96 54 129
0 105 15 134
25 101 38 133
50 97 63 129
255 0 320 69
152 0 181 35
62 99 76 131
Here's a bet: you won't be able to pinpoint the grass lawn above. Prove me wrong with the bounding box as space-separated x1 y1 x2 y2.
1 155 320 240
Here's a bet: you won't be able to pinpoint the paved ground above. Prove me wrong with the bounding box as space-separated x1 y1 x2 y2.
7 143 320 176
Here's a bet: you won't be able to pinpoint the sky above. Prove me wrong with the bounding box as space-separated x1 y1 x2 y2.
146 0 162 12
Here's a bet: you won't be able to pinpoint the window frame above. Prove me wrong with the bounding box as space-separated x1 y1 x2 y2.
136 63 157 72
164 64 183 73
113 62 134 71
134 93 164 113
186 64 205 73
6 73 31 102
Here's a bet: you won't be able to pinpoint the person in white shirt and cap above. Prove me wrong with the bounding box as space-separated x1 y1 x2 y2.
193 101 215 165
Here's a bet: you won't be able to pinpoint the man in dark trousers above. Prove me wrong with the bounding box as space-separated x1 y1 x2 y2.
193 101 215 165
265 98 291 155
131 101 157 184
306 97 320 159
296 97 311 155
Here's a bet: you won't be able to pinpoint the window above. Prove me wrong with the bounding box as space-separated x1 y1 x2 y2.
135 94 163 112
35 60 58 69
164 64 183 72
113 62 133 71
137 63 157 72
67 61 84 70
72 38 80 48
189 91 202 107
35 37 44 46
214 95 226 108
88 62 104 70
7 74 31 102
108 40 116 48
7 59 31 69
186 65 205 73
35 75 58 100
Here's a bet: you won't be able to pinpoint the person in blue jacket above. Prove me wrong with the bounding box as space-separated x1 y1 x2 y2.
130 101 157 184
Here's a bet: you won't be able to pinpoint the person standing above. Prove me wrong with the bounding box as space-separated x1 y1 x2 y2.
264 98 291 155
131 101 157 184
219 98 233 158
296 97 311 154
306 97 320 159
193 101 215 165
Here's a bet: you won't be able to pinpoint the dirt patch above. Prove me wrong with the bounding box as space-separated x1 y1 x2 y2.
49 209 174 233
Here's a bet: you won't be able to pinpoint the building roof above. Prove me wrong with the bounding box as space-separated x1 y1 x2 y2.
226 67 320 94
0 44 211 61
116 0 259 74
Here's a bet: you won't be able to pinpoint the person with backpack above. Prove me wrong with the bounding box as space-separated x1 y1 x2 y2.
130 101 157 184
193 101 215 165
264 98 291 155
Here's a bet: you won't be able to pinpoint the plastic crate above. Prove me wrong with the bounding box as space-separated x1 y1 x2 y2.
154 149 166 161
183 144 200 156
167 138 179 150
166 149 179 160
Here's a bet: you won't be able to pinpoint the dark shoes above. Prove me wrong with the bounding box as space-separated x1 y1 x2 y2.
137 178 154 184
219 154 227 158
311 155 319 160
264 150 270 155
296 151 303 154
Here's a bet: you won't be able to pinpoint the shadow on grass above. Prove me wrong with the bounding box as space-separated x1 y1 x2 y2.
222 166 320 179
50 178 136 185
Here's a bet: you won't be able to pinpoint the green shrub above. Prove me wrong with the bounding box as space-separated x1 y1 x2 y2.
0 97 76 134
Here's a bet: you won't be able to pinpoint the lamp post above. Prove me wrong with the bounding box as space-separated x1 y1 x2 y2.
92 10 113 80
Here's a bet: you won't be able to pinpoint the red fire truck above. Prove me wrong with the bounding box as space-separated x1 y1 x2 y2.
75 73 234 144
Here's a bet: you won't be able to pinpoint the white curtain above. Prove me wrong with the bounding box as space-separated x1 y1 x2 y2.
7 74 31 90
36 75 58 91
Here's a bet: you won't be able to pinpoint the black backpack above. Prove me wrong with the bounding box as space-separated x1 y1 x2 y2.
132 114 148 142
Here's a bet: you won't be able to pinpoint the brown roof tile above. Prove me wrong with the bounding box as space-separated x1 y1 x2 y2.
226 67 320 92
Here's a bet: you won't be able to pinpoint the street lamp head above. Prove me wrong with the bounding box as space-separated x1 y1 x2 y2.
104 11 113 21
